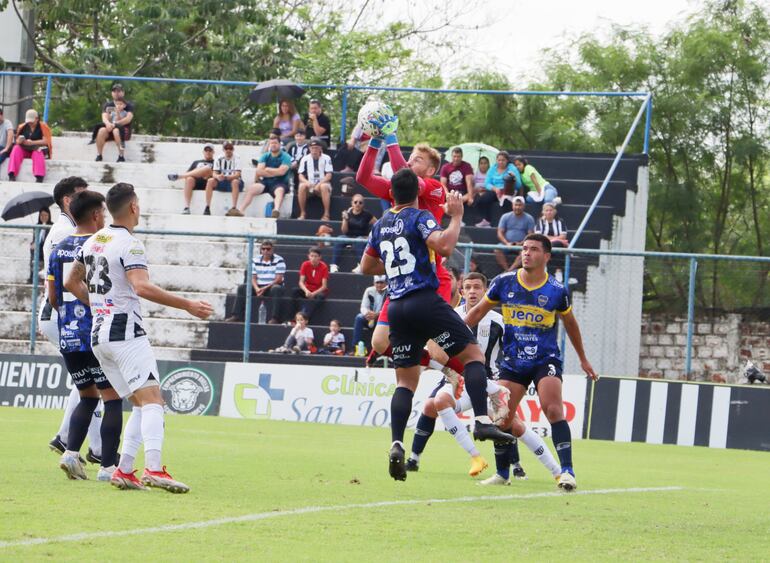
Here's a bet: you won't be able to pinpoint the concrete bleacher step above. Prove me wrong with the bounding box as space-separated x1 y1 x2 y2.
206 321 357 353
0 338 194 361
223 295 363 327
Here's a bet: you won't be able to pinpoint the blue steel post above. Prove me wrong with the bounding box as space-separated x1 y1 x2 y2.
43 76 53 123
559 253 571 354
685 258 698 377
30 226 41 354
242 236 255 363
463 246 472 274
340 87 349 144
643 95 653 155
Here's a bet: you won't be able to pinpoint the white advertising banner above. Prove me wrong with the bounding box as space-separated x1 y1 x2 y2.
219 363 586 438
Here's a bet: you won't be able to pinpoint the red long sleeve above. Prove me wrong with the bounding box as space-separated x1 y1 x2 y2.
356 145 392 201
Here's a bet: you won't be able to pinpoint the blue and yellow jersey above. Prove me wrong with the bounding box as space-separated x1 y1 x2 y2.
47 234 94 353
485 269 571 372
365 206 442 300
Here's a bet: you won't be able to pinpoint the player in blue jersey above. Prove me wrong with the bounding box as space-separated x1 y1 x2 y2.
47 190 123 481
361 167 514 481
465 233 598 491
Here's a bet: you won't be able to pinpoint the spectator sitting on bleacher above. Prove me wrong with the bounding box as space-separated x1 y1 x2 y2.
291 246 329 322
167 143 216 214
270 312 314 354
93 84 133 163
273 99 302 143
440 147 474 203
7 109 52 183
470 156 498 227
330 193 375 273
333 124 385 173
287 128 309 186
481 151 522 224
494 196 535 271
238 137 291 219
225 239 286 324
297 139 333 220
535 202 568 248
204 141 243 216
318 319 346 355
0 107 16 169
513 156 562 205
303 99 331 146
351 275 387 354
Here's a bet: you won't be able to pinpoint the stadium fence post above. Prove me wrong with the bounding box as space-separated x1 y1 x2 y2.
685 257 698 377
559 253 572 355
463 245 471 274
29 225 41 354
643 94 653 155
43 75 53 123
340 87 349 145
242 235 255 363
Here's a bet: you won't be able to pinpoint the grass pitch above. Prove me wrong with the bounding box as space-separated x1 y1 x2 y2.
0 407 767 561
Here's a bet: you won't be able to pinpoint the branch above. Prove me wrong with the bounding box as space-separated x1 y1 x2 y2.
0 93 37 106
11 0 71 73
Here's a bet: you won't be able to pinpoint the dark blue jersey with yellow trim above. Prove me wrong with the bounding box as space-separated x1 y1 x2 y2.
365 206 442 300
485 269 571 372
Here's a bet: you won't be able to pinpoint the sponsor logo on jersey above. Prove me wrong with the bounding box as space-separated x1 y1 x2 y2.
524 345 538 356
426 219 437 229
160 368 214 415
380 219 405 235
501 304 555 328
94 234 113 243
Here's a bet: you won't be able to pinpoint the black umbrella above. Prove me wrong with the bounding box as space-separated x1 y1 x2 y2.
2 191 54 221
249 79 305 104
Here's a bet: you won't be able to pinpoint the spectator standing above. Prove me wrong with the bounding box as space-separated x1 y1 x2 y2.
167 144 216 214
318 320 346 355
94 84 134 162
494 196 535 271
291 247 329 322
7 109 52 183
204 141 243 216
513 156 561 205
225 240 287 324
239 137 292 218
330 194 375 273
470 156 498 227
303 99 331 146
287 128 309 186
270 312 314 354
28 207 53 283
297 139 333 220
351 275 388 354
440 148 474 202
0 107 15 168
273 99 302 143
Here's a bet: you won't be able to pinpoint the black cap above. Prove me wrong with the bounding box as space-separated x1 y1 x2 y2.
111 83 124 92
308 139 322 147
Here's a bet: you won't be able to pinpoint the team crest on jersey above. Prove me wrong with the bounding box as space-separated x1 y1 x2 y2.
538 294 549 307
73 303 86 319
426 219 436 229
160 368 214 415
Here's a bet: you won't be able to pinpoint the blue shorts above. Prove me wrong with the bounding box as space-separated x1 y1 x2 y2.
216 179 244 192
498 358 563 389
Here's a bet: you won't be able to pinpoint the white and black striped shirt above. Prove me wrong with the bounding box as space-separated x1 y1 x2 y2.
536 218 568 238
455 304 504 377
213 154 242 175
251 253 286 287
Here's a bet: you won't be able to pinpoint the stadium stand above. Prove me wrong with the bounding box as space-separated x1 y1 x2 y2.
0 131 647 369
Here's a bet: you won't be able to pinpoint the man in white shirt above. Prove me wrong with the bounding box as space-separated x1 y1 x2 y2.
297 139 333 220
0 107 14 168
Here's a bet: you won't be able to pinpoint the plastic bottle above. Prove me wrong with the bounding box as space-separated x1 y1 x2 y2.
356 341 366 357
258 301 267 325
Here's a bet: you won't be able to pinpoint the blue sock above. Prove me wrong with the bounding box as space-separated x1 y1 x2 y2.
410 414 435 457
551 420 573 472
494 440 512 479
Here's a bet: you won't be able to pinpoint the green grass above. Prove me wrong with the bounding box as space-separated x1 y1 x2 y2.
0 407 767 561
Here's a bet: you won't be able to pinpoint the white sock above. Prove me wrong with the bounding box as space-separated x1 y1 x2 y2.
428 359 444 371
408 452 420 462
474 415 493 425
438 407 479 457
119 407 143 473
86 401 103 456
57 387 81 440
519 427 561 477
486 379 501 394
141 403 165 471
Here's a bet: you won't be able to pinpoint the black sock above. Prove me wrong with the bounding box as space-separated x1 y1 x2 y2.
100 399 123 468
494 439 512 479
66 396 99 453
410 414 435 456
390 387 414 443
463 361 488 416
509 437 520 465
551 420 573 470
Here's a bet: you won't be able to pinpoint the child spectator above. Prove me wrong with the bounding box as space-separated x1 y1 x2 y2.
270 312 314 354
318 320 346 355
291 246 329 321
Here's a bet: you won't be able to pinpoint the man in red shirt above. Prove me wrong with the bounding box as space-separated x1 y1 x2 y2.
291 246 329 322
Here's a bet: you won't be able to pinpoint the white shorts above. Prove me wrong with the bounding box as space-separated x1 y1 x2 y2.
436 384 473 414
38 300 59 346
92 337 159 399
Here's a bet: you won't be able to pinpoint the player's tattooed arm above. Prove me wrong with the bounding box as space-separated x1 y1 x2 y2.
560 310 599 381
64 260 90 305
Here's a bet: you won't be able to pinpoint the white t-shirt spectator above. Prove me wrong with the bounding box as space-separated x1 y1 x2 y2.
324 331 345 350
214 154 242 175
0 118 14 152
293 326 314 346
298 153 332 185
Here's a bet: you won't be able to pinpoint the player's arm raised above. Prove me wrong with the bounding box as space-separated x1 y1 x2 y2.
425 191 464 257
560 309 599 381
64 260 90 305
126 269 213 320
463 297 495 328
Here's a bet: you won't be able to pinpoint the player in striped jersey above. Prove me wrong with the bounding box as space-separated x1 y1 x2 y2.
65 183 213 492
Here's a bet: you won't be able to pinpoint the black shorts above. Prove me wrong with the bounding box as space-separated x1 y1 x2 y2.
499 358 563 389
263 181 288 197
62 351 111 390
388 288 476 368
193 177 208 190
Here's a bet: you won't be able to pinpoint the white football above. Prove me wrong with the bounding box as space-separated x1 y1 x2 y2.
357 100 395 137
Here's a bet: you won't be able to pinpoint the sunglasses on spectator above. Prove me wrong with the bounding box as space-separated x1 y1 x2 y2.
261 246 272 251
352 200 363 204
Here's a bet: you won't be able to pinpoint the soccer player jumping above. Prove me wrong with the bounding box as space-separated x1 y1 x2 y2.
465 233 598 491
361 168 514 481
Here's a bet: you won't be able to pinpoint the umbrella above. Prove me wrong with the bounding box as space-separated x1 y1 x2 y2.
445 142 500 167
2 191 54 221
248 79 305 104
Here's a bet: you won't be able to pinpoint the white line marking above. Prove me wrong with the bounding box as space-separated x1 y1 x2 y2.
0 486 683 549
